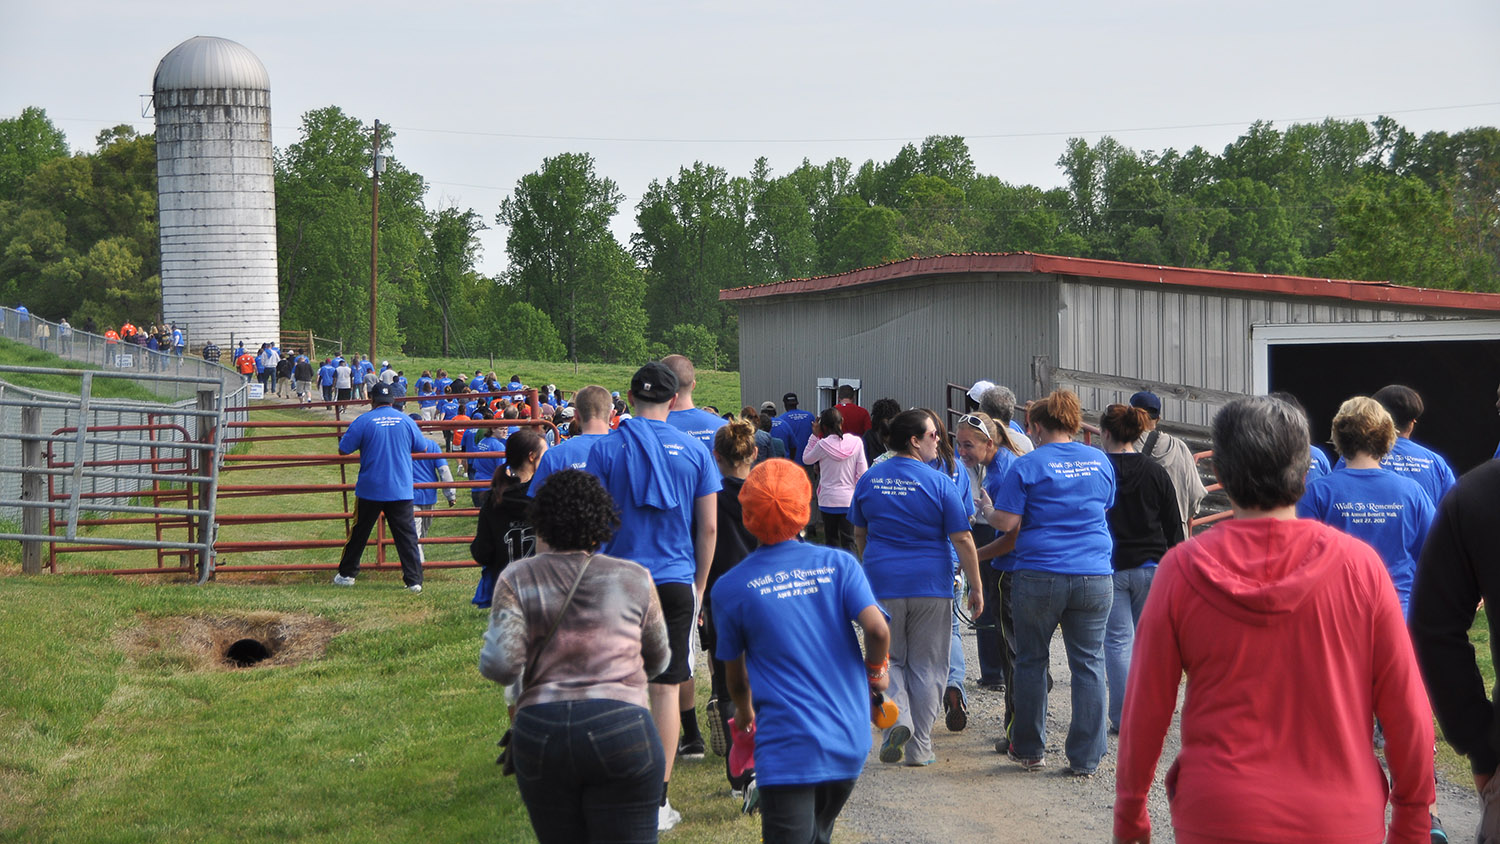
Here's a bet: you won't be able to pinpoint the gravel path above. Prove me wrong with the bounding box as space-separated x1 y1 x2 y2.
838 626 1479 843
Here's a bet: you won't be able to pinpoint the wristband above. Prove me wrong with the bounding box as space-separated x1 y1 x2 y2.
865 657 889 680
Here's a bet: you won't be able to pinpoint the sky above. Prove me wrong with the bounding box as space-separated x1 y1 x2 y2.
3 0 1498 278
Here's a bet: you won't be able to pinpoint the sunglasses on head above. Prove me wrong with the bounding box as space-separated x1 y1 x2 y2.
956 413 992 441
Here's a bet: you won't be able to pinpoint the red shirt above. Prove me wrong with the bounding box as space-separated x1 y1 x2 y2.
835 400 871 437
1115 518 1434 843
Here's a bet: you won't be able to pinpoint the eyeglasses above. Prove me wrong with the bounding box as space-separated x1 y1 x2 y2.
923 428 939 441
956 414 992 441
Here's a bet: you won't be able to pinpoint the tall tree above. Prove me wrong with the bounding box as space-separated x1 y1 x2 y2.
0 106 69 202
498 152 628 364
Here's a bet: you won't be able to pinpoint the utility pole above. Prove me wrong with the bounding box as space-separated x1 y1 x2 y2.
369 119 383 364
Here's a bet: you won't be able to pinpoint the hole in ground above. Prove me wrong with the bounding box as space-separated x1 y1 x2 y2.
225 638 273 667
117 612 342 672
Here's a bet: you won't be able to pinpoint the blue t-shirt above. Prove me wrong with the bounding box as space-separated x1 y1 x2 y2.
435 377 452 395
417 385 437 409
776 408 816 465
981 449 1020 572
667 407 729 452
993 441 1115 575
1334 437 1456 506
711 541 880 787
530 432 608 495
471 435 504 482
437 398 459 420
469 376 486 393
849 456 970 600
318 364 335 387
1297 466 1435 615
357 360 374 383
931 457 975 568
412 438 447 507
586 418 722 585
1307 445 1332 483
338 406 425 501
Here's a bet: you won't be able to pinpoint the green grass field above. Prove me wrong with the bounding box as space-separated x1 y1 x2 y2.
0 345 757 843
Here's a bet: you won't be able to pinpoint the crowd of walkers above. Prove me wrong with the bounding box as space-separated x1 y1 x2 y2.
321 350 1494 844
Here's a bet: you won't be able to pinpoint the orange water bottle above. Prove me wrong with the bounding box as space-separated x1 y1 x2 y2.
870 691 899 729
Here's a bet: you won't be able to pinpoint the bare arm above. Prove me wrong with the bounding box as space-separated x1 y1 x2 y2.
693 494 718 602
950 530 983 617
726 655 754 733
853 526 867 561
856 604 890 692
975 528 1018 562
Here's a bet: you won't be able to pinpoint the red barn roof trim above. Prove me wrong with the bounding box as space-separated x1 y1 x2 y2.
718 252 1500 313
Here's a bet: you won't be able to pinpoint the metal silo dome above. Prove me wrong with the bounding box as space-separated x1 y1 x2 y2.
153 35 280 354
154 36 270 92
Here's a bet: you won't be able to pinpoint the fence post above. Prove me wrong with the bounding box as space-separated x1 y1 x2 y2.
194 389 216 580
20 406 44 573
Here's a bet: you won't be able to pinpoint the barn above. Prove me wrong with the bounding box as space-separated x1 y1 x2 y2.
721 252 1500 472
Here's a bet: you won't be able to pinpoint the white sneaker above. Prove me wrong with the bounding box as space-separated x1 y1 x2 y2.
332 575 356 586
658 801 681 832
406 584 422 593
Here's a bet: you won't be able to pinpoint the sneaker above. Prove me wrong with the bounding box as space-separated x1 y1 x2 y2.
904 755 936 767
1007 748 1046 771
678 735 706 759
1062 765 1095 777
977 680 1006 692
878 724 911 764
706 698 728 757
658 801 682 832
741 776 760 816
332 574 356 586
1431 814 1449 844
943 685 968 732
405 584 422 593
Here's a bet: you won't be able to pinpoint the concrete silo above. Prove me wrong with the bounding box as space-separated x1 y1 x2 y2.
153 36 279 350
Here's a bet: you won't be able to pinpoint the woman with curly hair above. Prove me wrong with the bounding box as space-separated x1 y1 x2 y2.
480 469 670 844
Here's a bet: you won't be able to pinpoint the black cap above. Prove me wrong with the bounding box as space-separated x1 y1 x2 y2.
783 392 798 405
369 383 394 405
630 361 679 403
1129 390 1162 418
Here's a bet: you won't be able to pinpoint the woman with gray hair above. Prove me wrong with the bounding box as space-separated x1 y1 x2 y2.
1114 396 1434 844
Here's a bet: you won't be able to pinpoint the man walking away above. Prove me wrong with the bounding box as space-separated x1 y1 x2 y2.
1411 459 1500 843
1130 391 1206 532
586 362 720 831
332 384 428 591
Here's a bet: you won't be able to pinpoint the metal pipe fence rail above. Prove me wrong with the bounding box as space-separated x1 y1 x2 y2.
199 402 558 578
0 365 234 579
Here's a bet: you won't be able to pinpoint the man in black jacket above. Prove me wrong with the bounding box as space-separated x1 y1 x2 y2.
1410 459 1500 841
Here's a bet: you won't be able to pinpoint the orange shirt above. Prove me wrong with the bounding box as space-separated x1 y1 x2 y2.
104 330 120 344
235 353 256 374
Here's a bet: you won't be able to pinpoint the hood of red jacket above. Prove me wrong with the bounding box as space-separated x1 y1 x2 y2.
1175 518 1341 626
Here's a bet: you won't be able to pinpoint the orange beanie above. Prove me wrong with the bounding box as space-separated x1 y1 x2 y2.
739 459 811 545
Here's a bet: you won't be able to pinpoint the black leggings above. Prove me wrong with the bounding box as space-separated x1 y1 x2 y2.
821 510 854 551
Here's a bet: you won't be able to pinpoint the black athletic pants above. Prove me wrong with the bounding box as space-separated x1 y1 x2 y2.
338 497 423 586
759 779 856 844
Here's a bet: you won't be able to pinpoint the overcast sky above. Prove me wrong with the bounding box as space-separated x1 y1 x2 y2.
3 0 1498 278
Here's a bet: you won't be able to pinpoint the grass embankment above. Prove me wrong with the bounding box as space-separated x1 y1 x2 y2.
0 355 757 843
380 355 744 418
0 337 164 402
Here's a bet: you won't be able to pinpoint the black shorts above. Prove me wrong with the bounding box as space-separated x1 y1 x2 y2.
652 582 695 685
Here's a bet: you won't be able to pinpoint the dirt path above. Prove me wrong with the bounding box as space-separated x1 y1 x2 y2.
839 628 1479 843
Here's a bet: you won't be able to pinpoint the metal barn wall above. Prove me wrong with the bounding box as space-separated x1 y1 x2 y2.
737 272 1057 416
1055 278 1458 427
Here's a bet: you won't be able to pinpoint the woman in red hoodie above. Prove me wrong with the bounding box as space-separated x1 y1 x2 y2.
1114 396 1434 844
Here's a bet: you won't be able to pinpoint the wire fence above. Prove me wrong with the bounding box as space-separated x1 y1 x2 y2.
0 306 244 404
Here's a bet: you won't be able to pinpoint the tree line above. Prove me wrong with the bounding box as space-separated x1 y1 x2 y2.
1 105 1495 371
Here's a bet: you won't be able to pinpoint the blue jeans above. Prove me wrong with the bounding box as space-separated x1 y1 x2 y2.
1106 565 1156 730
1010 571 1112 772
948 576 966 703
511 699 665 844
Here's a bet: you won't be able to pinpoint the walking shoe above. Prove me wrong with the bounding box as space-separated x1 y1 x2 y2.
878 725 911 763
904 755 937 767
405 584 422 593
741 775 760 815
943 686 968 732
705 698 728 757
678 735 706 759
977 679 1005 692
1007 748 1046 771
1431 814 1449 844
332 574 356 586
658 801 682 831
1062 765 1095 777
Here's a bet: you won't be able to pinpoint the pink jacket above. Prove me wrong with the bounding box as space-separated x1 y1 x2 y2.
1114 518 1434 844
802 433 868 509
